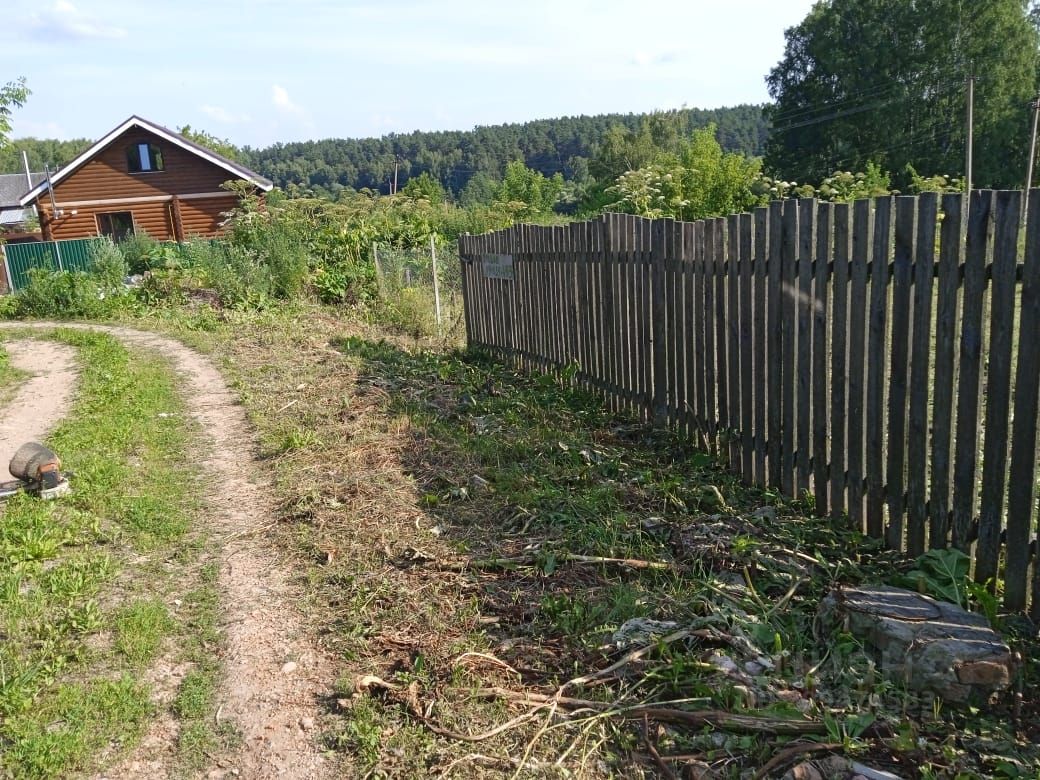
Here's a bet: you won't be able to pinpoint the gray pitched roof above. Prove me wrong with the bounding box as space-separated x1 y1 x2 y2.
0 172 46 210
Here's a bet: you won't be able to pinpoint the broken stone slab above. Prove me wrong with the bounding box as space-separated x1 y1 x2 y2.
611 618 678 648
818 585 1015 704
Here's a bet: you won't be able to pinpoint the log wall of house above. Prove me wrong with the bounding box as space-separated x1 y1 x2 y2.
41 196 237 241
180 196 235 237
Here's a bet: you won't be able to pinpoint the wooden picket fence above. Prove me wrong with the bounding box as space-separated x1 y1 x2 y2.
459 191 1040 616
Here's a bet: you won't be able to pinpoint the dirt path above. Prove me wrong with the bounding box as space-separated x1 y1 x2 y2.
0 340 79 467
0 325 334 780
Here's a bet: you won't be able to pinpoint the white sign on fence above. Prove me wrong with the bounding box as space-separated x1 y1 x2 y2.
482 253 514 280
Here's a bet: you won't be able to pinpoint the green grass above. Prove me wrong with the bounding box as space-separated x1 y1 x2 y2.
114 599 173 667
0 342 28 405
171 562 235 769
2 677 153 778
0 330 214 779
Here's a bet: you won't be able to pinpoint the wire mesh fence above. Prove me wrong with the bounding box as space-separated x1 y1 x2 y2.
371 239 464 339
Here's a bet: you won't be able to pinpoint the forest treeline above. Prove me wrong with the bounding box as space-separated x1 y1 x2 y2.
0 105 768 200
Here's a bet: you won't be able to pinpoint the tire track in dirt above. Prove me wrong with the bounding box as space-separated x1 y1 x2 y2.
1 325 334 780
0 340 79 466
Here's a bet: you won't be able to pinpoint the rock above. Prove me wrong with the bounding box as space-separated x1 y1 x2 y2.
818 586 1015 704
468 474 492 493
784 761 823 780
752 505 778 522
281 661 298 674
611 618 679 648
745 660 766 676
956 659 1012 686
849 762 906 780
299 716 315 731
707 653 740 675
683 760 718 780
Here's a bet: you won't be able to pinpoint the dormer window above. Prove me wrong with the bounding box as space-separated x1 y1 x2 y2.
127 143 164 173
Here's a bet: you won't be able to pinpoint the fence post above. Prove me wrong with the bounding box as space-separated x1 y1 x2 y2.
430 234 442 330
0 243 10 294
651 218 668 427
372 243 384 295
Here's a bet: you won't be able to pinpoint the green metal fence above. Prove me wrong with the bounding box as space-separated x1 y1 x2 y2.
2 238 104 291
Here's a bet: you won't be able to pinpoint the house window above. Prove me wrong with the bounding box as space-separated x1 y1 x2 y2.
97 211 135 241
127 143 164 173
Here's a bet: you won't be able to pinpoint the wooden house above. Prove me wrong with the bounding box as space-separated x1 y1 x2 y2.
18 116 272 242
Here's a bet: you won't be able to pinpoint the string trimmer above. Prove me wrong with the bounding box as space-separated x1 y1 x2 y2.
0 442 71 500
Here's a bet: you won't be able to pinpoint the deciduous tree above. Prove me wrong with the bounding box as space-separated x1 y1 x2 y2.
0 78 30 149
765 0 1040 188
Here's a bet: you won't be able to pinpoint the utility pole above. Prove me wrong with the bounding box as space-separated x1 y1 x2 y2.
965 70 976 196
1024 96 1040 225
392 155 400 195
1026 97 1040 193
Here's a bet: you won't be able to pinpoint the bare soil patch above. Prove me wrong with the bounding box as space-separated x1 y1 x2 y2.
0 339 78 466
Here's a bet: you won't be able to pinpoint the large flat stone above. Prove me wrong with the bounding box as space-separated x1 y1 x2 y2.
818 585 1014 704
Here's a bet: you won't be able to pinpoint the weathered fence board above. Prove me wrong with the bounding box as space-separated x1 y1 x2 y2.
739 212 754 481
977 191 1019 585
907 193 938 556
1007 190 1040 614
781 202 797 496
866 196 892 539
952 191 992 552
767 202 783 487
459 191 1040 613
753 208 768 487
829 203 850 520
728 213 742 470
812 203 830 516
931 195 961 549
847 199 871 532
797 199 814 496
886 196 914 549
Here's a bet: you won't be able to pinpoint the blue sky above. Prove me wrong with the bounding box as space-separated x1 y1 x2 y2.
3 0 817 148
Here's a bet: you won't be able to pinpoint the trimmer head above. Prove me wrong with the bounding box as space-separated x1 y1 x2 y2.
1 442 71 500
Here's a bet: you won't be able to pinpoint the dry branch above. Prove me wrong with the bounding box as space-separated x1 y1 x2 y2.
751 741 843 780
439 552 673 572
474 687 828 735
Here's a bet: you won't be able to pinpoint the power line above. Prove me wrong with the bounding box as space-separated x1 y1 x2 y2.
771 80 961 134
810 125 955 176
767 80 912 125
767 75 961 127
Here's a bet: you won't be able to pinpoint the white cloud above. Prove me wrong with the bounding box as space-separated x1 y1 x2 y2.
200 105 250 124
271 85 304 116
28 1 127 41
369 113 401 131
629 50 680 69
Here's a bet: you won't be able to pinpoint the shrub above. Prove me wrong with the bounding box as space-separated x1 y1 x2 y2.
89 237 129 287
374 287 439 339
10 268 132 319
117 233 159 274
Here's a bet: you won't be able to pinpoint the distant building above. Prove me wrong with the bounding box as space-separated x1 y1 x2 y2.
17 115 272 242
0 172 46 243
